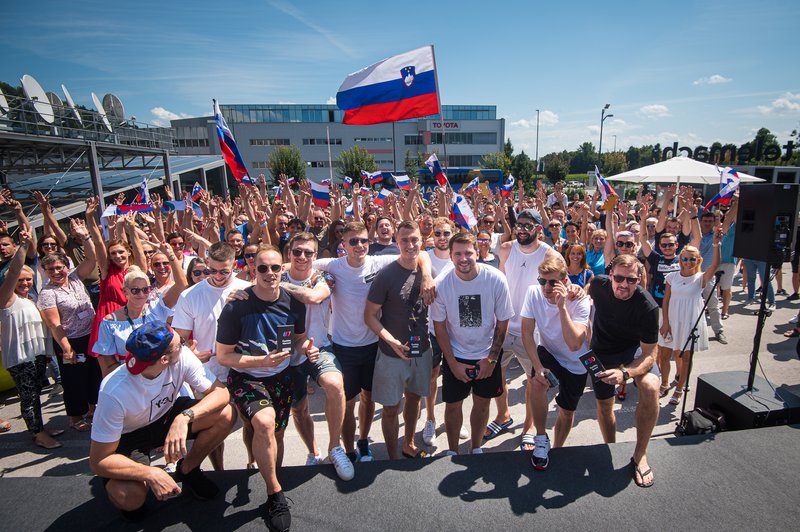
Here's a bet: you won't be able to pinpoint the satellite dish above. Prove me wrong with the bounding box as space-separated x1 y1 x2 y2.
61 84 84 126
21 74 55 124
102 93 125 124
91 92 113 132
0 90 8 118
46 91 64 112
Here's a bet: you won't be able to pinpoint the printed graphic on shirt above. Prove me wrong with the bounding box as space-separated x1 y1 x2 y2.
458 295 482 327
149 382 177 422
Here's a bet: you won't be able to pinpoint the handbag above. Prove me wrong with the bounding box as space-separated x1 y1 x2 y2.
675 406 726 436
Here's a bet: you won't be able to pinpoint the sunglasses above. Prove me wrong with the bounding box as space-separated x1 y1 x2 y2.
128 286 153 295
616 241 635 249
538 278 562 287
41 242 58 248
192 268 210 276
244 252 257 259
348 237 369 246
482 219 495 224
477 238 490 244
681 257 698 262
153 261 171 268
208 268 231 276
660 242 676 248
256 264 282 274
515 223 535 231
291 249 315 258
434 231 452 237
646 224 656 229
549 224 561 228
612 274 639 284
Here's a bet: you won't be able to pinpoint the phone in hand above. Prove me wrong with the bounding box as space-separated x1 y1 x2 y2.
465 365 478 380
545 371 559 389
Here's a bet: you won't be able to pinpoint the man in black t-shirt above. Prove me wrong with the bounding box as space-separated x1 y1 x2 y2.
587 254 660 488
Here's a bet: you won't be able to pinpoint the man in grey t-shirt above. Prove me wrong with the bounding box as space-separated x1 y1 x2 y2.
365 221 432 459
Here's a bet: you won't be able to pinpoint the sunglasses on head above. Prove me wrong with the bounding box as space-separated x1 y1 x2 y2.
128 285 153 295
538 278 562 287
616 241 635 248
348 237 369 246
681 257 698 262
516 222 535 231
612 274 639 284
192 268 210 276
256 264 282 274
434 231 452 237
291 248 315 258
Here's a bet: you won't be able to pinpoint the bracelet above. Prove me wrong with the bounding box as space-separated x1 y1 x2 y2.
81 235 92 242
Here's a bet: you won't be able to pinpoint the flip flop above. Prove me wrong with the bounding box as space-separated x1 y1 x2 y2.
402 449 429 459
659 384 671 398
784 327 800 338
70 419 91 432
47 428 65 437
520 433 536 451
483 418 513 440
35 438 63 450
631 458 655 488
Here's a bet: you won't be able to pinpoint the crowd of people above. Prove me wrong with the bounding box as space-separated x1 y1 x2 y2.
0 174 771 530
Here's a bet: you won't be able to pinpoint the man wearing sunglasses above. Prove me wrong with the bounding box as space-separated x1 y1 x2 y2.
493 209 559 449
587 254 660 488
314 222 435 462
90 322 236 522
217 245 318 532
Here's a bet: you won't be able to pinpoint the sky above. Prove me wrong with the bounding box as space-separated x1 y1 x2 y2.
3 0 799 157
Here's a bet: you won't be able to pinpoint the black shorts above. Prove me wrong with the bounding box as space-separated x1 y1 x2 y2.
227 367 294 432
333 342 378 401
115 397 199 458
536 346 588 412
429 333 443 369
792 230 800 273
441 351 504 403
591 345 639 400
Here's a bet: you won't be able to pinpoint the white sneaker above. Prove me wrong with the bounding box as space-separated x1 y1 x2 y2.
445 450 458 457
471 447 483 454
422 419 436 446
790 315 798 324
305 453 321 466
459 425 469 439
531 434 550 470
326 446 355 481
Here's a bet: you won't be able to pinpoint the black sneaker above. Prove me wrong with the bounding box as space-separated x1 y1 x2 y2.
787 293 799 301
174 459 219 500
531 435 550 471
266 491 292 532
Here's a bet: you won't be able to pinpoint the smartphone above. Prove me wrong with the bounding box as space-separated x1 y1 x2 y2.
75 354 86 363
276 325 294 352
465 366 478 380
545 371 559 389
579 352 606 382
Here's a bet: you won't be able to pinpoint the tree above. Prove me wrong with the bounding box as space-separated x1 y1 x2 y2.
511 150 535 181
337 146 376 182
569 142 596 174
625 146 641 170
267 145 306 182
543 155 569 182
479 151 513 178
504 138 514 158
602 151 628 175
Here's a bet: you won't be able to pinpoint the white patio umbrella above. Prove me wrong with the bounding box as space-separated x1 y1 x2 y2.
608 155 763 185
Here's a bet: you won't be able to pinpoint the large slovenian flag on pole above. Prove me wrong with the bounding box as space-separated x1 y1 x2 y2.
133 176 150 204
310 180 331 208
705 167 740 211
451 194 478 230
425 153 448 186
336 45 440 125
594 165 618 210
214 99 254 186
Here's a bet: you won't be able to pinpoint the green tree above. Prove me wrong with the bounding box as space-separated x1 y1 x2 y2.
543 155 569 182
337 145 376 182
511 150 535 181
479 151 513 178
602 151 628 175
267 145 306 182
504 138 514 158
625 146 640 170
569 142 596 174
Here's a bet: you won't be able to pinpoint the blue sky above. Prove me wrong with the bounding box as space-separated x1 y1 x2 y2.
3 0 799 156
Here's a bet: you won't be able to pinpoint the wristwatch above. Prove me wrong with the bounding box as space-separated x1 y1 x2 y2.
181 408 195 422
621 369 630 382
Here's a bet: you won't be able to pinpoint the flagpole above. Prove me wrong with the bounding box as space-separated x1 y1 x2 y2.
430 45 448 175
326 125 334 182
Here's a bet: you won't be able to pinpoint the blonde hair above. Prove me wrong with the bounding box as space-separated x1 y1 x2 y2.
20 265 35 277
123 265 150 288
538 255 567 277
680 245 703 274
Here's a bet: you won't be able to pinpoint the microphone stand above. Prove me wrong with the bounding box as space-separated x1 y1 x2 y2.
675 269 723 435
747 261 779 391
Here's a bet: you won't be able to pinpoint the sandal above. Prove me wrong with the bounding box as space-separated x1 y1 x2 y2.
784 327 800 338
402 449 429 459
659 384 671 398
0 420 10 433
631 458 655 488
669 391 683 406
616 383 626 401
70 419 92 432
483 418 513 440
721 312 729 320
520 433 536 451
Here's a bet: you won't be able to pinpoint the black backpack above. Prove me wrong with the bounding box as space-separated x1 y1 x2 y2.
675 406 726 436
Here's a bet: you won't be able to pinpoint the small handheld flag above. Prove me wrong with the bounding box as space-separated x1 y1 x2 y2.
310 180 331 208
425 153 448 186
191 182 204 202
362 170 383 185
463 176 480 193
705 167 740 211
594 166 618 210
451 194 478 229
393 174 411 190
286 176 297 186
500 175 516 197
374 188 393 206
343 176 353 189
133 176 150 204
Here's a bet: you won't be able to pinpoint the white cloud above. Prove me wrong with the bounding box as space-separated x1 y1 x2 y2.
510 110 559 129
639 104 670 118
757 92 800 114
149 106 193 127
326 96 336 105
693 74 732 85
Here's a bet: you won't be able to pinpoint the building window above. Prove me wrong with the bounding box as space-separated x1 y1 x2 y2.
250 138 290 146
354 137 393 143
405 135 422 145
303 138 342 145
448 155 483 167
307 161 341 168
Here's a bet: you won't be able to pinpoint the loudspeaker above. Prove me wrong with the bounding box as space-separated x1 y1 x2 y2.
733 184 800 263
694 371 800 430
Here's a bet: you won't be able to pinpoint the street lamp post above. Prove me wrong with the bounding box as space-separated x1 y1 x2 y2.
598 104 613 170
613 135 617 152
535 109 540 177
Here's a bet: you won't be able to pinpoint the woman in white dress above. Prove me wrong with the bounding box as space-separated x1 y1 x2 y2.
659 230 721 406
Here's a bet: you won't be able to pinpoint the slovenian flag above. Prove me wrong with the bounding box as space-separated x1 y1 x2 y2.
393 174 411 190
133 176 149 204
363 170 383 185
451 194 478 230
374 188 393 206
272 186 281 200
161 200 203 218
425 153 448 186
286 176 297 186
191 182 203 202
500 174 515 197
705 167 740 211
117 203 153 215
594 166 618 210
214 99 252 186
463 176 480 193
359 186 371 195
310 180 330 208
343 176 353 189
336 45 440 125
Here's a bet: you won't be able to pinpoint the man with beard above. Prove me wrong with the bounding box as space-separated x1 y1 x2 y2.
368 216 399 256
489 209 559 450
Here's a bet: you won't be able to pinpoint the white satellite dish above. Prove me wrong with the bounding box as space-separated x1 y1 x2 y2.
91 92 113 132
0 90 8 118
102 93 125 124
46 91 63 112
21 74 55 124
61 84 84 126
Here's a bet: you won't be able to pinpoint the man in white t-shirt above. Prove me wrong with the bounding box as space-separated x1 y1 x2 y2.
520 255 591 471
431 232 514 455
171 241 250 470
89 322 235 522
314 221 434 462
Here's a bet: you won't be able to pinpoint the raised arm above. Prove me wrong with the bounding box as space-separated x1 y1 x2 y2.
159 242 188 308
84 196 109 278
70 219 97 280
0 229 32 307
33 191 68 246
